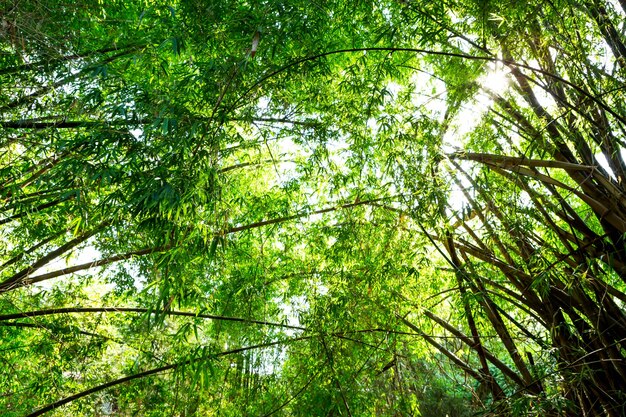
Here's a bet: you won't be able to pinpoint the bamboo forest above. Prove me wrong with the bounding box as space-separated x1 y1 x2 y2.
1 0 626 415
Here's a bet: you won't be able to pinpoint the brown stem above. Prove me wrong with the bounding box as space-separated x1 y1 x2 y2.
445 234 505 399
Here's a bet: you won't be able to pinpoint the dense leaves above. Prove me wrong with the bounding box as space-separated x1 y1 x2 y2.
1 0 626 415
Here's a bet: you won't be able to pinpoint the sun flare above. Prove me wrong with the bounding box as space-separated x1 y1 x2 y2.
480 63 511 95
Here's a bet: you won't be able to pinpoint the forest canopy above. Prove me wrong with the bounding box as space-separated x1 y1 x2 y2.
1 0 626 415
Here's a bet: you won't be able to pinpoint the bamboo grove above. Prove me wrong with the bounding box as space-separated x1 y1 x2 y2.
1 0 626 415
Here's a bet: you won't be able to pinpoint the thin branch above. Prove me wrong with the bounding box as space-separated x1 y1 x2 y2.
395 313 482 382
21 247 167 287
0 232 62 271
222 195 400 235
261 369 322 417
26 336 311 417
232 47 625 125
0 44 142 76
0 307 306 330
0 222 110 292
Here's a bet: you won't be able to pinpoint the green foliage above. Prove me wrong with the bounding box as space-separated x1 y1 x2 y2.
2 0 626 415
